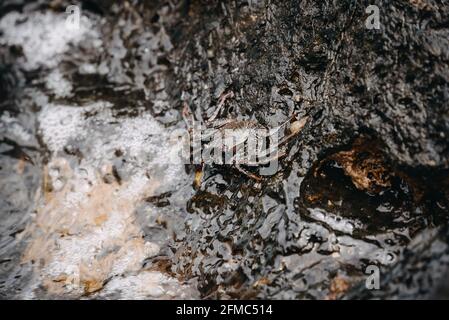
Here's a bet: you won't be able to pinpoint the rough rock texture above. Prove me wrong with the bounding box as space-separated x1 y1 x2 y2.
0 0 448 299
172 0 449 169
166 0 449 299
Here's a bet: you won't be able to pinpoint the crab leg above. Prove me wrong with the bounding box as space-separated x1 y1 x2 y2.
182 102 204 164
261 116 309 155
182 102 195 130
207 91 234 124
257 113 297 139
246 149 287 167
248 115 307 165
235 163 263 181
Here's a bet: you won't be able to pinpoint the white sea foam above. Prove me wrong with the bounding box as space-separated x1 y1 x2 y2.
98 272 199 299
0 11 97 70
6 8 194 299
34 99 192 298
0 111 34 143
45 69 73 98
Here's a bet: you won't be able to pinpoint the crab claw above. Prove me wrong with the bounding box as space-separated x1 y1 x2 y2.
182 102 191 118
289 116 309 135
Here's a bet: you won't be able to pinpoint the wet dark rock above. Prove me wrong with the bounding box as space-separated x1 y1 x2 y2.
0 0 448 299
165 0 449 299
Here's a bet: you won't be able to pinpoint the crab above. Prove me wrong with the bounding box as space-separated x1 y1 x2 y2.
182 91 308 181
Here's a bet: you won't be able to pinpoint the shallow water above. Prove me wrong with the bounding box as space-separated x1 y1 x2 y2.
1 1 448 299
